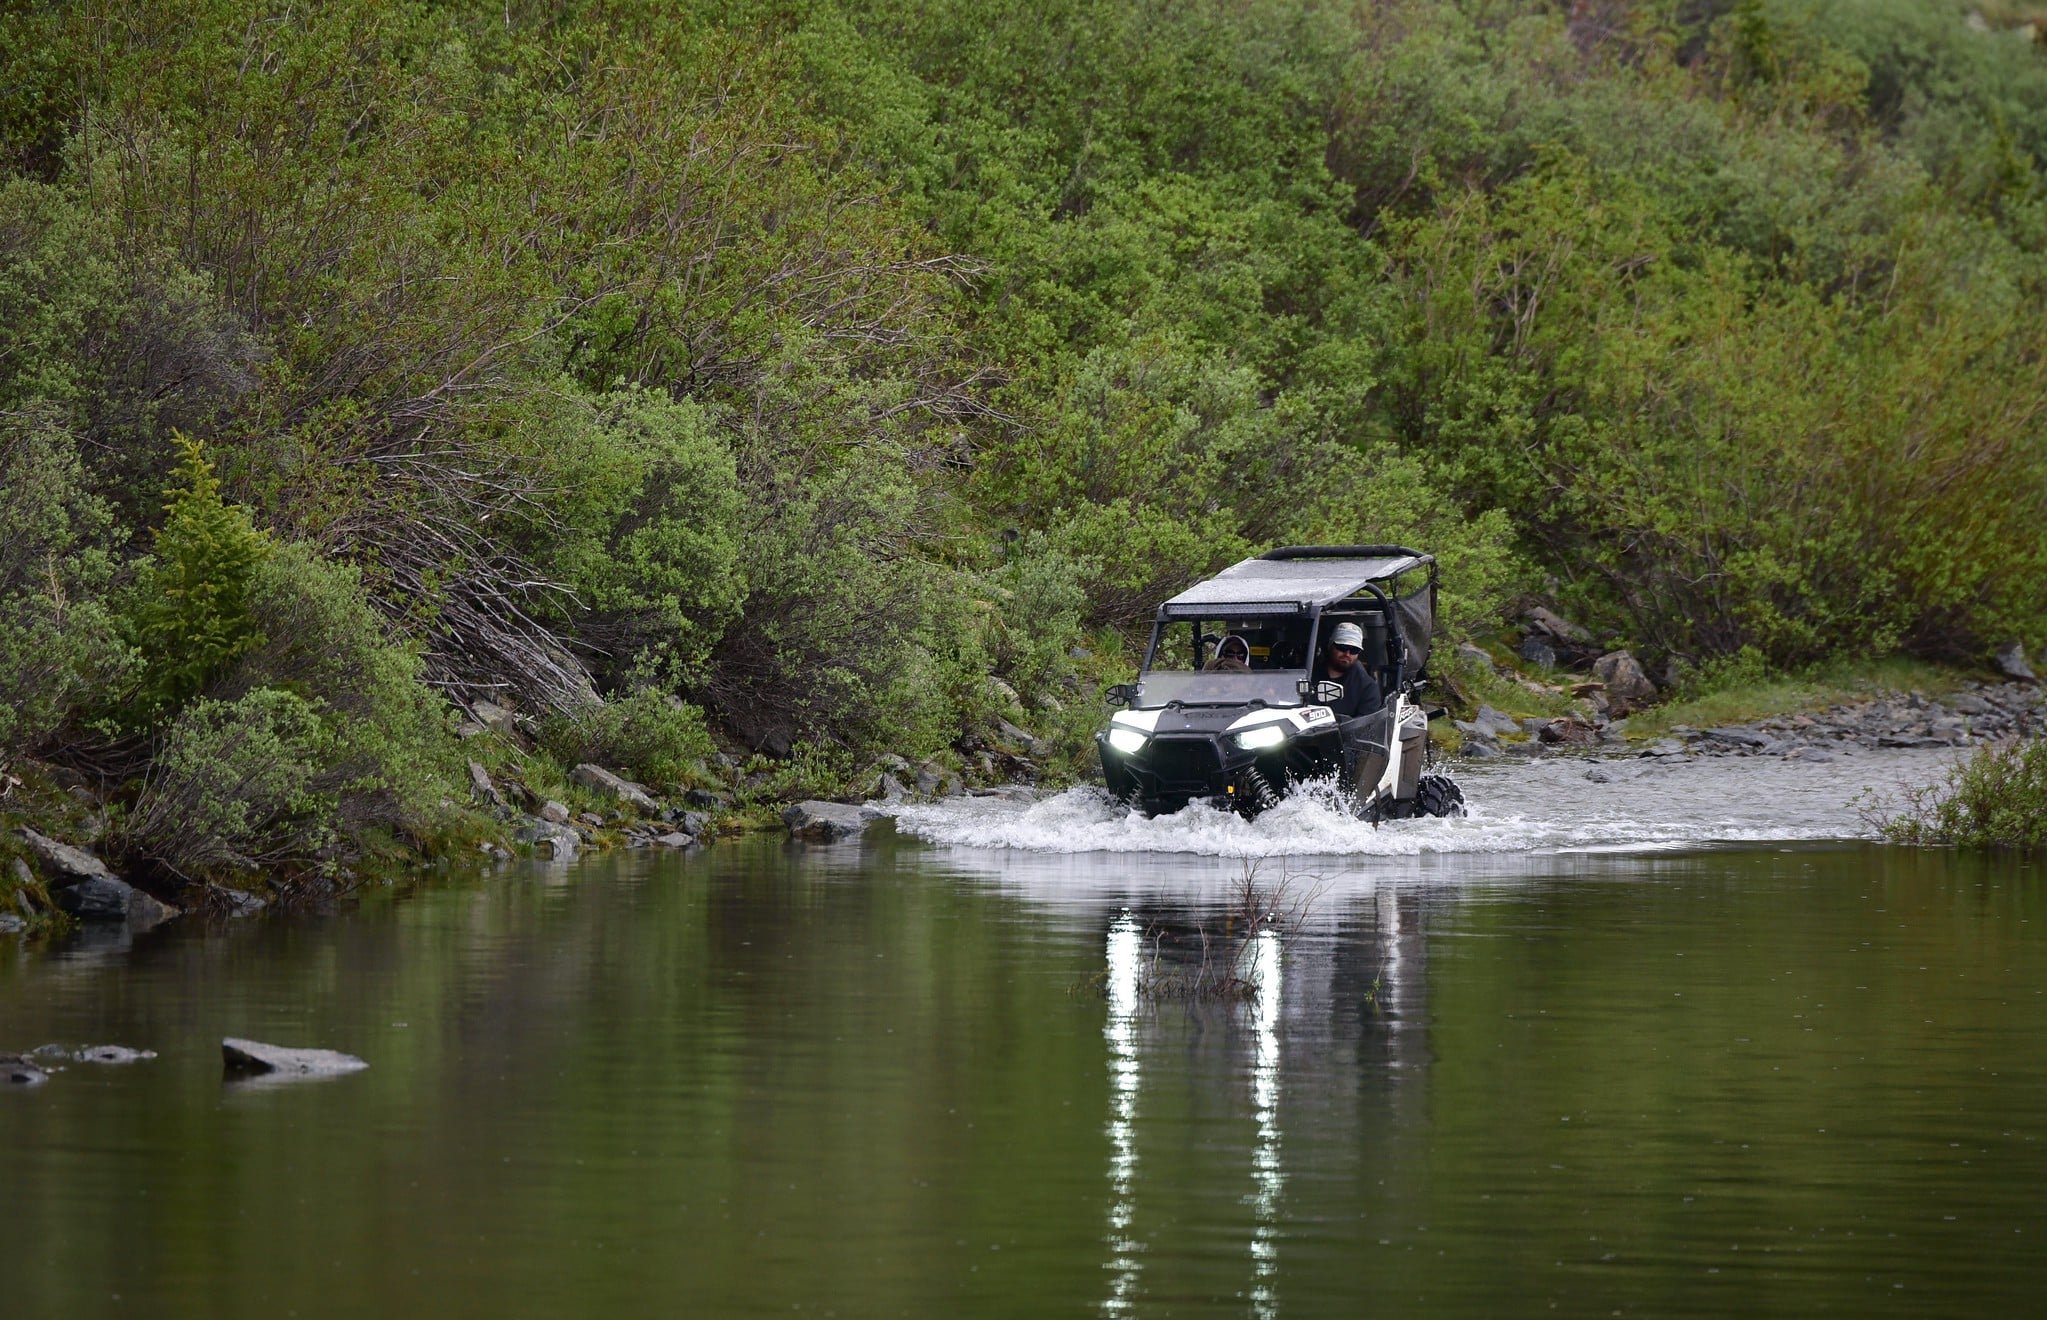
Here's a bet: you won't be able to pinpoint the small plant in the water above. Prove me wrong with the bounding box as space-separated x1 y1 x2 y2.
1866 737 2047 850
1076 858 1331 1003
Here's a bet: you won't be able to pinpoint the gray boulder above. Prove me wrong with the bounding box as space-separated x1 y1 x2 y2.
914 759 963 797
1455 643 1497 673
1517 635 1558 669
513 819 580 859
467 760 506 811
222 1038 368 1078
538 800 572 824
0 913 24 935
1592 650 1658 715
15 828 117 885
571 764 661 815
1525 605 1591 644
51 875 178 928
1996 641 2037 682
3 1055 48 1086
1537 718 1600 747
651 831 694 848
468 700 523 740
74 1046 157 1064
782 801 880 842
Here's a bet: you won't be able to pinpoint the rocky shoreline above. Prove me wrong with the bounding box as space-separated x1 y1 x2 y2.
1453 679 2044 764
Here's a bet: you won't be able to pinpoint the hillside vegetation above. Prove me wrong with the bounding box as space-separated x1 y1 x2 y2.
2 0 2044 873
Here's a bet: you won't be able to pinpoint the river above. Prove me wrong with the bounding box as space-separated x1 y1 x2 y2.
3 750 2043 1317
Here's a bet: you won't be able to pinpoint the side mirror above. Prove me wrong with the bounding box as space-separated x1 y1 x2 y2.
1297 679 1346 705
1105 683 1137 707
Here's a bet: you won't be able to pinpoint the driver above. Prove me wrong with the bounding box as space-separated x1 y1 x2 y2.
1320 621 1383 718
1204 633 1252 673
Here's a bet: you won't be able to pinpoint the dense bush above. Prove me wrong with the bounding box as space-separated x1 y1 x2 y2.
1879 738 2047 851
0 411 134 750
3 0 2044 818
537 689 714 792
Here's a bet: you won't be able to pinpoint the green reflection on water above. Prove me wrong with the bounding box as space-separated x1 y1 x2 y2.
0 838 2041 1318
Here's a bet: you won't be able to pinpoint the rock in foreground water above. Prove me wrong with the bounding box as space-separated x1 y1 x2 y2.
782 801 879 841
222 1038 368 1078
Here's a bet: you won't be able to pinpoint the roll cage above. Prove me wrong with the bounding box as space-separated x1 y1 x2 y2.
1132 545 1438 709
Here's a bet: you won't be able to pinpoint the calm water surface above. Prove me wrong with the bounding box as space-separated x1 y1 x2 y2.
3 757 2044 1317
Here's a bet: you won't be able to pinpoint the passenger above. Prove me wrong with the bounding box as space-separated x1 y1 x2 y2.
1319 621 1383 718
1205 634 1252 673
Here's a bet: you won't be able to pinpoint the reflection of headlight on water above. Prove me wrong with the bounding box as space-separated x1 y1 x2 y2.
1234 724 1287 750
1106 727 1148 755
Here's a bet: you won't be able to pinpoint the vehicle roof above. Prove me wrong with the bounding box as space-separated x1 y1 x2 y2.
1157 546 1431 615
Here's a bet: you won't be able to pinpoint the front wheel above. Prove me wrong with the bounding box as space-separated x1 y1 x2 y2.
1232 767 1281 820
1413 773 1465 819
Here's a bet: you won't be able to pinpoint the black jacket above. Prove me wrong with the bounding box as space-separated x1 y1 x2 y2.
1323 661 1383 720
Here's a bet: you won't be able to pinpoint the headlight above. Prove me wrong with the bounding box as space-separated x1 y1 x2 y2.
1107 727 1149 755
1234 724 1287 751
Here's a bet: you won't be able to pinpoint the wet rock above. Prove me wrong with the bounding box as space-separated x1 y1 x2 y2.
1997 641 2037 682
538 800 572 825
222 1038 368 1078
467 761 505 811
1459 739 1501 759
914 759 963 797
1584 767 1613 783
571 764 661 815
0 913 24 935
198 884 268 918
15 828 117 885
1592 650 1657 715
1703 727 1770 748
52 875 177 927
651 831 694 848
1642 739 1688 758
74 1046 157 1064
782 800 880 842
514 819 580 859
3 1055 48 1086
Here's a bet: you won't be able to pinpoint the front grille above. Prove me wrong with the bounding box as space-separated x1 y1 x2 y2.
1143 737 1222 792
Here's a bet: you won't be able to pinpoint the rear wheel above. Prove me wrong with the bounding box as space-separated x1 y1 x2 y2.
1413 773 1465 818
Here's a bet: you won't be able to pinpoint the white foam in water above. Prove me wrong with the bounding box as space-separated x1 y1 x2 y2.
886 748 1961 858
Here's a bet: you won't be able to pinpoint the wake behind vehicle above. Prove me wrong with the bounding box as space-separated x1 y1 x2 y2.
1097 546 1464 821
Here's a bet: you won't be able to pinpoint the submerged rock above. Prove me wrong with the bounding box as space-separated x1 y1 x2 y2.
73 1046 157 1064
3 1055 48 1086
222 1038 368 1078
782 801 880 842
52 875 178 928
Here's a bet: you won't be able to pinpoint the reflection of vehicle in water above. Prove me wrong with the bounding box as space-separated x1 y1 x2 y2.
1096 546 1464 820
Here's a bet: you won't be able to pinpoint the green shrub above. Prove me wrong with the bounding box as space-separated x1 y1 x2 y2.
0 409 135 749
536 688 714 791
122 436 270 720
986 534 1096 703
117 688 339 875
1878 738 2047 851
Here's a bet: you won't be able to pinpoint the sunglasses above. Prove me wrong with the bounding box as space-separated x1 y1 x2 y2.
1332 645 1361 656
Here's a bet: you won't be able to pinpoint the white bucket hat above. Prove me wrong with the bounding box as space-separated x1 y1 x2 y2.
1329 621 1365 649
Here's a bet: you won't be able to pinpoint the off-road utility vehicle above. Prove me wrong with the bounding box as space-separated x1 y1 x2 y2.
1096 546 1464 821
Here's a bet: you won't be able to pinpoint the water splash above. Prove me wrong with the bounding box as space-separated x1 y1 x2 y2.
888 748 1959 858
